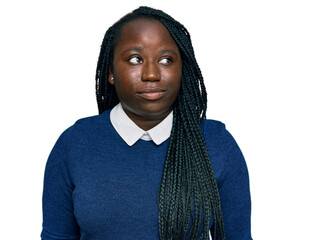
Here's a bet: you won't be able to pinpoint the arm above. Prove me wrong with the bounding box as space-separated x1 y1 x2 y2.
41 130 80 240
211 128 252 240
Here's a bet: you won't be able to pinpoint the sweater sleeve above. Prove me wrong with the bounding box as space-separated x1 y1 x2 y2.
212 127 252 240
41 129 80 240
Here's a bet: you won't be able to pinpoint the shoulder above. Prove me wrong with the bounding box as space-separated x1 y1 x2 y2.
202 119 233 145
203 119 226 137
73 109 110 130
45 110 114 185
203 119 240 153
203 119 248 187
56 110 112 147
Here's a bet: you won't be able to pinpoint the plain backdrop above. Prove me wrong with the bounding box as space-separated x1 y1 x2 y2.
1 0 321 239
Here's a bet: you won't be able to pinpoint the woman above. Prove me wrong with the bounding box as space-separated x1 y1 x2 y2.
41 6 252 240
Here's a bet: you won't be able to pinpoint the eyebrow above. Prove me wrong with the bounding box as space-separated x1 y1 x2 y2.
121 47 143 55
161 49 179 56
121 47 179 56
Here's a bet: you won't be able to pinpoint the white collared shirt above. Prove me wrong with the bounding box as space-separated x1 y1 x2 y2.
110 103 173 146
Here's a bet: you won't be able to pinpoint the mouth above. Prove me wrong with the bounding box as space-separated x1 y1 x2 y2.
137 88 166 100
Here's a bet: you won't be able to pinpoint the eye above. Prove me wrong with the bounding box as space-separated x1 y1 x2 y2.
159 57 173 66
128 56 143 65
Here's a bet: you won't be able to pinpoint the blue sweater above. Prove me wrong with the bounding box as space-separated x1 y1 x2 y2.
41 110 252 240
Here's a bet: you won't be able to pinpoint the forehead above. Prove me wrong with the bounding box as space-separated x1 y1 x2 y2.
114 18 179 51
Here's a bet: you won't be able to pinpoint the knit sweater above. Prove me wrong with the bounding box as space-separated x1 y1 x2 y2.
41 110 252 240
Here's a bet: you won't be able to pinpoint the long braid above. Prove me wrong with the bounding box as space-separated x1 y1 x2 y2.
95 6 225 239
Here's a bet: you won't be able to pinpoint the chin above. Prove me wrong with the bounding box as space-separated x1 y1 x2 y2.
138 107 172 118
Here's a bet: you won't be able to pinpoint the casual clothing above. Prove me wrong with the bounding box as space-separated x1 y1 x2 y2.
41 108 252 240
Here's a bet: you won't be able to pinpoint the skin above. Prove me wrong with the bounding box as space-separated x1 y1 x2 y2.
109 18 182 131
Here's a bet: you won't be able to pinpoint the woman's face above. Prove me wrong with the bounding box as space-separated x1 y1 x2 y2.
109 18 182 121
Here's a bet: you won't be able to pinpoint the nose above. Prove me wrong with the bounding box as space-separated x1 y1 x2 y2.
141 61 160 81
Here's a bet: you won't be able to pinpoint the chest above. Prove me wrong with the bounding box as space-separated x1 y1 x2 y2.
70 142 167 238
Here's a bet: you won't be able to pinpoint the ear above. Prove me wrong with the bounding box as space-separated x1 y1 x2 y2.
108 67 115 85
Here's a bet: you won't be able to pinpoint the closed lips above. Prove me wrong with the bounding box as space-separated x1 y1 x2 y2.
137 89 166 100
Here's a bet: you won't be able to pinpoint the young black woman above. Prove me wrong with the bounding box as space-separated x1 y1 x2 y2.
41 6 252 240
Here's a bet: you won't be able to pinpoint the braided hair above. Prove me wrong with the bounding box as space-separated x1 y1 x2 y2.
95 6 225 240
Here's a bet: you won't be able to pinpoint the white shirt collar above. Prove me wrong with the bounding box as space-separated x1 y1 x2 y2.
110 103 173 146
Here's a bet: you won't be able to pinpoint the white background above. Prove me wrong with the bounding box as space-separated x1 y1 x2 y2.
1 0 321 239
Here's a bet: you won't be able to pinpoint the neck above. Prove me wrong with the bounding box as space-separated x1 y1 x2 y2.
122 108 172 131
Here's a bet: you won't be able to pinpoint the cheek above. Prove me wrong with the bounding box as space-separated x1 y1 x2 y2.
165 74 181 101
113 73 141 100
115 69 141 86
168 70 182 90
163 66 181 81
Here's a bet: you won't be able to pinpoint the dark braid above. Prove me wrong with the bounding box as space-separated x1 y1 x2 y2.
95 6 225 240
